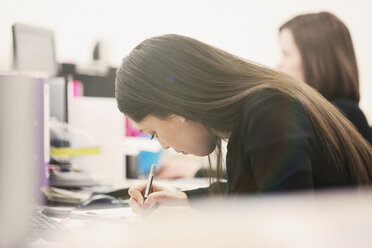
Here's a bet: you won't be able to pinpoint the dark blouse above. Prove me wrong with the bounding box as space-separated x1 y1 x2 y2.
332 98 371 144
185 90 358 199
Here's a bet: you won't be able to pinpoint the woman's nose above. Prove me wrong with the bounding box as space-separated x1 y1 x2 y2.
277 61 283 70
157 139 169 150
161 144 170 150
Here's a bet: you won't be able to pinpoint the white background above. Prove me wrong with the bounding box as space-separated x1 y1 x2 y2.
0 0 371 122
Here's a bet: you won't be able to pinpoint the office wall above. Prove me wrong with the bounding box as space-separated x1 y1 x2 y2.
0 0 371 122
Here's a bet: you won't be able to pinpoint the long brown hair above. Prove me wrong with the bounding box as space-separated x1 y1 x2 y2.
279 11 360 102
115 34 372 187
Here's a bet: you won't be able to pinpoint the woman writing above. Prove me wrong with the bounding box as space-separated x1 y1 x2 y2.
115 34 372 214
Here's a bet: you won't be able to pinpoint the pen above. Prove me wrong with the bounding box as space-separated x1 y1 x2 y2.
144 164 156 203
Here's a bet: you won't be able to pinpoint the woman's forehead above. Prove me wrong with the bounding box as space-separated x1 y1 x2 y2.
131 115 171 132
131 117 153 132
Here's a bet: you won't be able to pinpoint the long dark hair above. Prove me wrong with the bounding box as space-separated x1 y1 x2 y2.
116 34 372 187
279 11 359 102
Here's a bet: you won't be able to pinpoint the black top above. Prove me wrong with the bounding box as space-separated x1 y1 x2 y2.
185 90 358 199
332 98 371 144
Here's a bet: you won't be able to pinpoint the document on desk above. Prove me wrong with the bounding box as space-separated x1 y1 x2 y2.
68 207 141 225
28 207 141 248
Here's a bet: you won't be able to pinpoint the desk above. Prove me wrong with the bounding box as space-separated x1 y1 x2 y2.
31 177 210 246
30 189 372 248
29 206 139 248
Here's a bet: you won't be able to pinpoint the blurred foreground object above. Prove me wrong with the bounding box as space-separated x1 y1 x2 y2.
31 188 372 248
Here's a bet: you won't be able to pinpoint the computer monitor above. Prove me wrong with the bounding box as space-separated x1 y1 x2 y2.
49 77 68 122
73 67 116 98
12 23 69 123
12 23 57 76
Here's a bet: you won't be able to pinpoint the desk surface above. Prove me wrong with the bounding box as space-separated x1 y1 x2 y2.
31 189 372 248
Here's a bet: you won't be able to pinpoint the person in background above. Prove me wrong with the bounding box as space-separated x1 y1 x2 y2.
115 34 372 214
278 11 372 143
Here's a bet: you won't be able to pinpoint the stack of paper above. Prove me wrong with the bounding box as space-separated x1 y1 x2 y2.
41 186 92 204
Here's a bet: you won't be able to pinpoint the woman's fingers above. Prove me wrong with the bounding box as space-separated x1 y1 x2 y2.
128 197 143 215
128 182 188 215
145 191 188 208
148 183 166 192
128 185 145 206
128 182 166 205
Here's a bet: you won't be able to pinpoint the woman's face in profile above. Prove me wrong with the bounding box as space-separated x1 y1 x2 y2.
277 28 305 81
132 114 217 157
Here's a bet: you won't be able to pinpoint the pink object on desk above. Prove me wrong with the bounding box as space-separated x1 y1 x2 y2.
126 117 146 137
73 80 83 97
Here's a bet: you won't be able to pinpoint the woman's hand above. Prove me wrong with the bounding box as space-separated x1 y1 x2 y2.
128 182 189 215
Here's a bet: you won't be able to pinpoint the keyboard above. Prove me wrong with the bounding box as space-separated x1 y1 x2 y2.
28 211 71 241
30 211 66 230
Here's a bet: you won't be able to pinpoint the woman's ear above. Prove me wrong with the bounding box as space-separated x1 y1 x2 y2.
169 114 187 122
179 116 187 122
